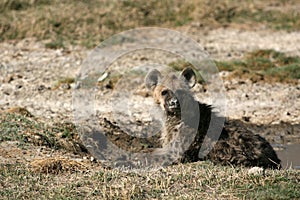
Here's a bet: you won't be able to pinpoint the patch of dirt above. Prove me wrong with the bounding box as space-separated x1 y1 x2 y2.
183 27 300 60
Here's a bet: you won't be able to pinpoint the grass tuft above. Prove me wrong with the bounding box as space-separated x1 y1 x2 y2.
216 49 300 83
169 49 300 83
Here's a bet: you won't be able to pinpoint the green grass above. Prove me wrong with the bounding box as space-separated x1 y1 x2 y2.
234 9 300 31
0 111 80 151
45 37 65 49
53 77 75 89
0 0 300 48
0 162 299 199
0 112 47 144
216 49 300 83
168 49 300 83
0 108 299 199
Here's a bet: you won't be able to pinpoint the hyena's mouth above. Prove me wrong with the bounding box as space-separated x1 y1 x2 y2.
165 97 180 114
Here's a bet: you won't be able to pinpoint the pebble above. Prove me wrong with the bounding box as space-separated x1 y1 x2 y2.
97 72 109 82
248 167 264 175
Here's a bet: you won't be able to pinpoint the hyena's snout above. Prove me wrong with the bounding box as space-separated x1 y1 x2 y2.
166 96 180 110
161 89 180 113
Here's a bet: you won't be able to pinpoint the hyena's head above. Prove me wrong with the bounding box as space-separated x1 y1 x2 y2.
145 67 197 117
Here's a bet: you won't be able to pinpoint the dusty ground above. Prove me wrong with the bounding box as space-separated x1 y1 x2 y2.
0 27 299 168
1 27 299 123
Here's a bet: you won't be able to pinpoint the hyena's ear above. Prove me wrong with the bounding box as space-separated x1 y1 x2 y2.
145 69 162 90
180 67 196 88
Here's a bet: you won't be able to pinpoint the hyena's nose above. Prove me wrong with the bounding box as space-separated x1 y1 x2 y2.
169 97 179 108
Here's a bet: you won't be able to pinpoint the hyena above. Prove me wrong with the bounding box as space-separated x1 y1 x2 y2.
145 67 281 169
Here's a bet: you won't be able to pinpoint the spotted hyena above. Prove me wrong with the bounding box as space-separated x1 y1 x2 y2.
145 67 281 169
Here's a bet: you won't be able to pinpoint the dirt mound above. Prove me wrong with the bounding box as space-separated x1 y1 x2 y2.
30 157 89 174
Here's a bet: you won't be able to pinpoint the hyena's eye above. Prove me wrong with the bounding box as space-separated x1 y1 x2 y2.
161 90 168 96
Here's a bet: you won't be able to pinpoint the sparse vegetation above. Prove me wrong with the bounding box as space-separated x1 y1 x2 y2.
0 161 299 199
0 109 84 153
216 49 300 83
1 1 300 199
1 0 300 48
169 49 300 83
1 105 299 199
53 77 75 89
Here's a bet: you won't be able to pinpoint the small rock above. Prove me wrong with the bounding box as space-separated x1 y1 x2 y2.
16 74 23 79
105 80 113 89
4 76 14 83
72 82 81 89
242 116 251 122
97 72 109 82
242 93 249 99
37 85 47 91
2 87 12 95
140 57 148 61
34 135 41 140
16 84 23 89
248 167 264 175
60 83 71 90
142 117 152 123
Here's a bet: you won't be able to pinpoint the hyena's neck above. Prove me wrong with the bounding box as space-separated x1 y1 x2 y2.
161 102 214 148
165 102 214 132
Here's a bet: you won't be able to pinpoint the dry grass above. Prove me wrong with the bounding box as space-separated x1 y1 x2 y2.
1 161 299 199
1 0 300 48
0 108 299 199
30 157 89 174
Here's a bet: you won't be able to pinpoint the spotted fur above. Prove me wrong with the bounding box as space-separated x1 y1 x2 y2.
145 68 281 169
